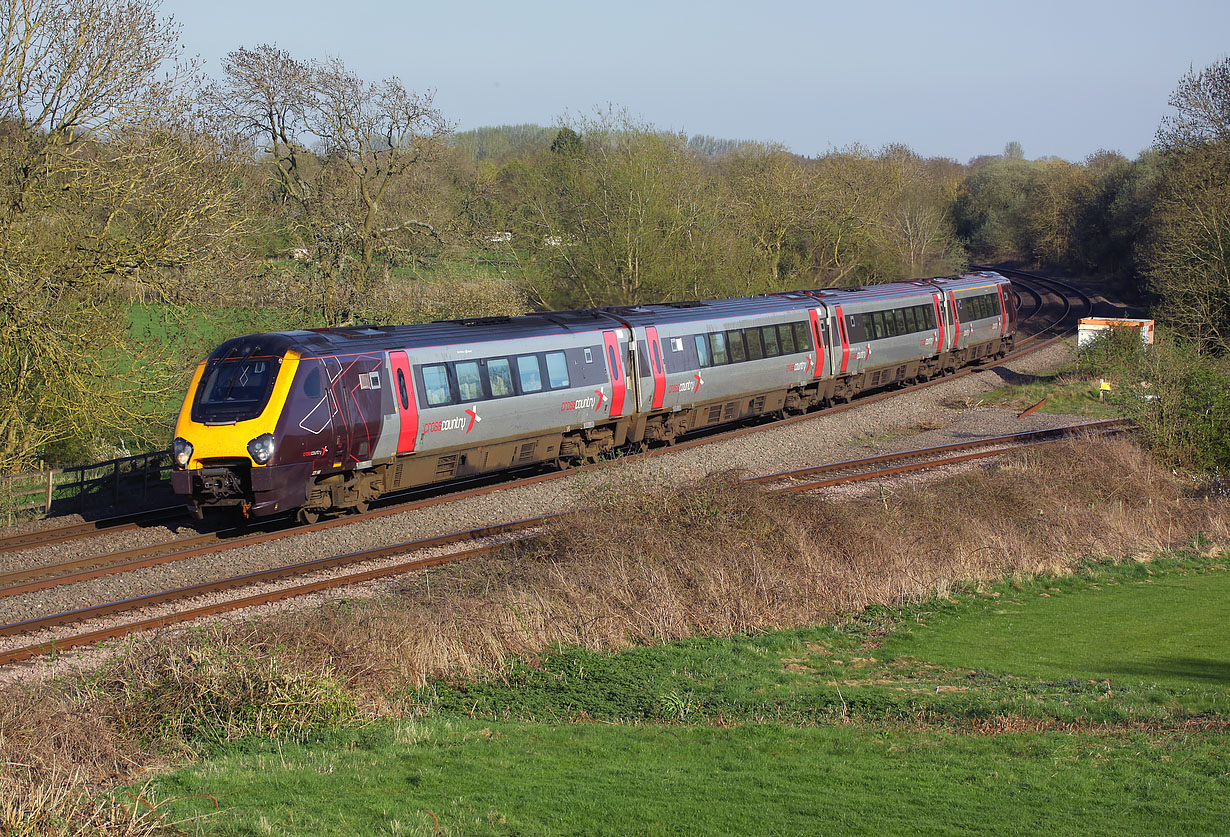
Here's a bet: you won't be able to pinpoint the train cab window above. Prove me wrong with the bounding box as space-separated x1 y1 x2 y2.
545 351 570 389
710 332 729 364
302 367 323 399
456 361 482 401
516 355 543 393
694 334 711 367
487 358 515 397
778 324 796 354
193 357 281 423
745 329 764 360
762 326 780 356
792 321 812 353
422 364 453 407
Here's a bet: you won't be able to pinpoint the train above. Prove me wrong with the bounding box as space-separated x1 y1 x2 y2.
170 271 1017 522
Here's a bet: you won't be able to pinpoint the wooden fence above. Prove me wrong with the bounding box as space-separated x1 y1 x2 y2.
1 449 173 524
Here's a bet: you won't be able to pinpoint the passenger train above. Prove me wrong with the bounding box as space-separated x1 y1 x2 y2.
170 271 1017 521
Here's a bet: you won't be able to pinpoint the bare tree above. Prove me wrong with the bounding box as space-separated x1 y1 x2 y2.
217 45 314 205
0 0 248 469
308 58 450 273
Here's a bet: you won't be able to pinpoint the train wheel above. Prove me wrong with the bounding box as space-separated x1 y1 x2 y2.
297 507 321 525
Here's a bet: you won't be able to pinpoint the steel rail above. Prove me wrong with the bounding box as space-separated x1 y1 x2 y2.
764 429 1129 494
0 515 561 643
745 419 1130 486
0 271 1093 595
0 507 186 554
0 415 1129 667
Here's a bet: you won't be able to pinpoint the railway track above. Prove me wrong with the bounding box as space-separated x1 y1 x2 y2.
0 270 1099 668
0 417 1129 668
0 268 1085 560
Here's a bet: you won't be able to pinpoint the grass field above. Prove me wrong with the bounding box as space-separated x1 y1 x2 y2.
151 552 1230 835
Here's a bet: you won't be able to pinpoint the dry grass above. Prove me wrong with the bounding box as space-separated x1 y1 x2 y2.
0 437 1225 824
229 436 1227 691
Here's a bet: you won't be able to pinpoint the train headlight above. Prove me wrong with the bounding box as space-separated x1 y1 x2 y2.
247 433 276 465
173 437 193 468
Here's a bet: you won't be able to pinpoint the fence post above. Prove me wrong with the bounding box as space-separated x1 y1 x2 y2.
45 469 53 516
78 467 85 512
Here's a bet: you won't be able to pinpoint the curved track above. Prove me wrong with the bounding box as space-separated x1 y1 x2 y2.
0 270 1098 668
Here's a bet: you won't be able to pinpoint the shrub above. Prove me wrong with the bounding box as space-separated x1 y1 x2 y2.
1077 328 1230 474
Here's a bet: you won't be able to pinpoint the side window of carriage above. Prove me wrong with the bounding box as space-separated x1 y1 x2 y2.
421 364 453 407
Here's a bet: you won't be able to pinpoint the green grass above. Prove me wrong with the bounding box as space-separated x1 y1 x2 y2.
880 562 1230 691
147 553 1230 835
977 371 1125 418
155 720 1227 836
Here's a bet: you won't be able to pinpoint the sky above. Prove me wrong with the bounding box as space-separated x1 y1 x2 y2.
160 0 1230 163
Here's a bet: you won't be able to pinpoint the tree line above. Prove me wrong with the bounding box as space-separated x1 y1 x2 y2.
0 0 1225 471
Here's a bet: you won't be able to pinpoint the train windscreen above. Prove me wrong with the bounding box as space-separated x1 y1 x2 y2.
191 356 281 423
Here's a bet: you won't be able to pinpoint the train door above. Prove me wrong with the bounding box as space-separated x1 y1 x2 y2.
808 308 827 379
996 283 1013 337
932 292 947 353
602 330 627 417
389 351 418 454
948 291 962 350
831 305 850 374
643 326 666 410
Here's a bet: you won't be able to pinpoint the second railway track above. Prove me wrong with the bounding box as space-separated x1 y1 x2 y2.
0 270 1100 670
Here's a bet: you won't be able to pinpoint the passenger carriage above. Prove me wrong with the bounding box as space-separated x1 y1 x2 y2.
170 272 1016 520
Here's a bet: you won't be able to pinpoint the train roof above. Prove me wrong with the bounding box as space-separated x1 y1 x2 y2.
600 293 816 326
203 272 1009 362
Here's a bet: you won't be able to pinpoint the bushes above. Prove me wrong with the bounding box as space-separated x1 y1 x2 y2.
1077 327 1230 474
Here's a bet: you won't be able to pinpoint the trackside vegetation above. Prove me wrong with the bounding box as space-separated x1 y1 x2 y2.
1 0 1228 470
0 440 1225 833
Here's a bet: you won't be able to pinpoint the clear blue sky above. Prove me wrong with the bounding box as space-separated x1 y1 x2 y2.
161 0 1230 163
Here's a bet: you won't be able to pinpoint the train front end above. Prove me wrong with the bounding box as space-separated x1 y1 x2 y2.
170 334 310 519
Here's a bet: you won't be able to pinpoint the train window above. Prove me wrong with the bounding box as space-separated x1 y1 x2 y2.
710 332 729 364
456 361 482 401
396 369 409 410
546 351 570 389
778 324 796 354
867 312 883 340
792 321 811 352
745 329 764 360
762 326 780 356
516 355 543 393
694 334 711 367
487 358 515 397
726 330 747 363
889 309 904 336
650 340 663 374
303 367 323 399
422 364 452 407
903 307 919 334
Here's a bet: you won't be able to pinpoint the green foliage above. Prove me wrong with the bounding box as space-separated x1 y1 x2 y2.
1079 329 1230 473
450 124 557 163
952 157 1038 259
